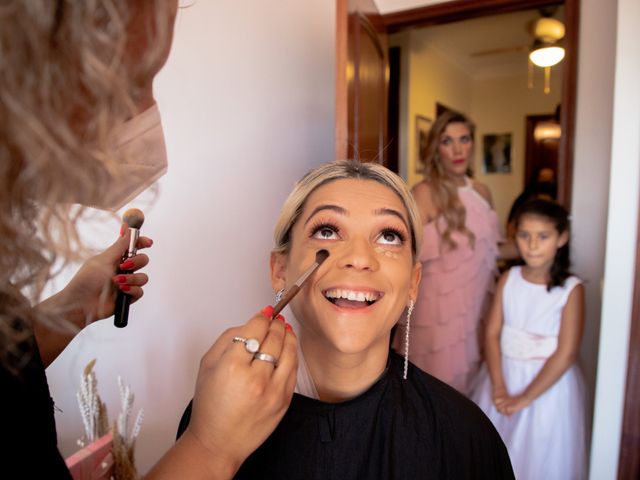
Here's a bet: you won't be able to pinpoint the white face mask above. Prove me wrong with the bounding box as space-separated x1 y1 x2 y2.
100 103 169 211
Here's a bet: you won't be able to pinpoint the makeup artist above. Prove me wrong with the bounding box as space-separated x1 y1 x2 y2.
0 2 296 478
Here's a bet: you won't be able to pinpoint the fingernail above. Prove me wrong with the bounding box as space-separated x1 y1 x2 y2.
119 284 131 292
276 314 285 323
120 260 134 270
115 275 127 284
147 238 154 246
261 305 274 317
285 323 293 333
119 224 126 237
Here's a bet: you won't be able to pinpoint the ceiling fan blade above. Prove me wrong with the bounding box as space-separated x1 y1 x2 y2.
470 45 529 57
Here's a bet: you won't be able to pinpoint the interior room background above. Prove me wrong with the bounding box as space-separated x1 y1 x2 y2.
44 1 637 478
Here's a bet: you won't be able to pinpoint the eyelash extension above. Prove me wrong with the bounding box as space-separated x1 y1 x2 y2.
380 227 407 244
309 221 340 239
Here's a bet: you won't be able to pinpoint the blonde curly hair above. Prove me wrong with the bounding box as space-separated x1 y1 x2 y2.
0 0 175 371
418 110 476 250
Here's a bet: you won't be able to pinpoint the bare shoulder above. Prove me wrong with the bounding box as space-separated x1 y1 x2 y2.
411 181 436 223
567 282 585 302
471 180 493 207
411 180 431 200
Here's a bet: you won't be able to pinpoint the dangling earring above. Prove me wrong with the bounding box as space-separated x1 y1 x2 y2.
403 300 415 380
274 288 285 304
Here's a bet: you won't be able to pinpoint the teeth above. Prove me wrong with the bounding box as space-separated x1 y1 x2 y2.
324 289 380 302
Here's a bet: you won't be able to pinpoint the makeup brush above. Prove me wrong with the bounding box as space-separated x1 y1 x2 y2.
114 208 145 328
271 249 329 319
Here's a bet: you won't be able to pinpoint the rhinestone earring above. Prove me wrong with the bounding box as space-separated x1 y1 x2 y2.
403 300 415 380
275 288 285 304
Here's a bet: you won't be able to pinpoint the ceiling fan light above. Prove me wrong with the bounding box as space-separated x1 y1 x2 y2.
531 17 566 43
529 45 565 67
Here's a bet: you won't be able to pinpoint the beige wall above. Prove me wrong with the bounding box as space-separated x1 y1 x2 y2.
392 30 472 188
394 29 561 230
471 71 562 228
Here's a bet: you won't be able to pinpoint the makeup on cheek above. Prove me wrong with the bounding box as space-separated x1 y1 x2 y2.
374 246 400 259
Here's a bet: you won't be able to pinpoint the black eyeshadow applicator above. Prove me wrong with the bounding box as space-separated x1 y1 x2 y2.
114 208 144 328
271 249 329 319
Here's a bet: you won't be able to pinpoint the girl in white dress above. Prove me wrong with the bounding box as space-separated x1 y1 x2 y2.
471 199 586 480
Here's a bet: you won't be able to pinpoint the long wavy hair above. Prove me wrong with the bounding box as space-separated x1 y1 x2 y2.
418 110 476 250
0 0 175 372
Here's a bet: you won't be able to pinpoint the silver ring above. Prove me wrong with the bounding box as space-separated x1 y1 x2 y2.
253 351 278 367
232 336 260 354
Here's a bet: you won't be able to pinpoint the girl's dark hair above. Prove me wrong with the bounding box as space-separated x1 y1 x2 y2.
514 199 571 291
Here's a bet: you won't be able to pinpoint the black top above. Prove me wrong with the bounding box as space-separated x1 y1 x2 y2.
178 351 514 480
0 322 72 479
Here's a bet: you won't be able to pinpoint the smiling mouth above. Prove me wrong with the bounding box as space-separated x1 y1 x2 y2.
323 288 383 308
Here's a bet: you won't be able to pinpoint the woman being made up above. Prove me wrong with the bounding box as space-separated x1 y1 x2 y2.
392 111 501 395
178 160 514 479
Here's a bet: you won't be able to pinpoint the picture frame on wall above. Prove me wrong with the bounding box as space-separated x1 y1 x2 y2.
482 133 512 173
415 115 432 173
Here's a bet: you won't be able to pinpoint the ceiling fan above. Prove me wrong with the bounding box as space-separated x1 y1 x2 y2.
470 8 565 65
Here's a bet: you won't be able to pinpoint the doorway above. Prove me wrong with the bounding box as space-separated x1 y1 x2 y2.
525 113 561 189
384 3 573 234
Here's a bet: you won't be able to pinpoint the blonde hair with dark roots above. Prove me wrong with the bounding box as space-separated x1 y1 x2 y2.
0 0 174 371
419 110 475 250
273 160 423 262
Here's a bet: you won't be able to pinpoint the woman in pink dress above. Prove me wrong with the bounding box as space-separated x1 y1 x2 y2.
392 110 500 395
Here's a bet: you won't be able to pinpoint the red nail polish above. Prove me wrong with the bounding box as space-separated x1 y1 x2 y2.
120 260 135 270
276 314 285 323
115 275 127 284
119 224 126 237
119 284 131 292
285 323 293 332
261 305 274 317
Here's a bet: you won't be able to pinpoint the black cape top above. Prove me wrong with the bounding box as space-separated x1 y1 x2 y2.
0 321 72 479
178 351 514 480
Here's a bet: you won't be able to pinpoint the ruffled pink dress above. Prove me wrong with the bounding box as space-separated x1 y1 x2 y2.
393 178 500 395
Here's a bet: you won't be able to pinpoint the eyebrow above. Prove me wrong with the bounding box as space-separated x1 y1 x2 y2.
375 207 410 231
303 204 410 231
303 204 346 225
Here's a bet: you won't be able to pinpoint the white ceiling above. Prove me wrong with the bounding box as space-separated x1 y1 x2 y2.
373 0 454 15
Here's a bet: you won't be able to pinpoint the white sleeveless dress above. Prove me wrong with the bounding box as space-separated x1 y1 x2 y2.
471 266 587 480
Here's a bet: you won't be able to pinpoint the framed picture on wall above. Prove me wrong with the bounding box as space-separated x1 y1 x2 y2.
482 133 512 173
415 115 432 173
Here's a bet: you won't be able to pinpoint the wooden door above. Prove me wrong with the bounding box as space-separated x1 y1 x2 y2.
524 114 560 189
336 0 389 164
